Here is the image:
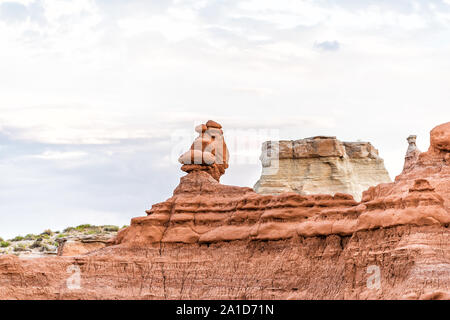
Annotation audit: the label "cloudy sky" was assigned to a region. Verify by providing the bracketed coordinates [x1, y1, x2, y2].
[1, 0, 449, 239]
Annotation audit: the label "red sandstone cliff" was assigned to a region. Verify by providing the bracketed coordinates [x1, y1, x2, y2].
[0, 121, 449, 300]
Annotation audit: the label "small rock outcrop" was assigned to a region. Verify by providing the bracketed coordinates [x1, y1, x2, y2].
[57, 235, 114, 256]
[253, 136, 391, 201]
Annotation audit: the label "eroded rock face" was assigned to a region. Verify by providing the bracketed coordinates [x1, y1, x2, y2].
[253, 136, 391, 201]
[0, 122, 449, 300]
[430, 122, 450, 152]
[57, 235, 115, 257]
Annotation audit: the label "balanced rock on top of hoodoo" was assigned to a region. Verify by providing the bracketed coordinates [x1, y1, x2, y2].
[178, 120, 230, 181]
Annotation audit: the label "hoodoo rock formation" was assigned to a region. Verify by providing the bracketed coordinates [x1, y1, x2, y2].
[402, 135, 421, 172]
[253, 136, 391, 201]
[0, 121, 449, 300]
[178, 120, 229, 182]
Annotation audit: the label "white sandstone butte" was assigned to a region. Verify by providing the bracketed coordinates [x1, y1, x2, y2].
[253, 136, 392, 201]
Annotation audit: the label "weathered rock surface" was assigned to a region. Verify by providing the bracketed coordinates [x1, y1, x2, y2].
[402, 135, 421, 172]
[57, 235, 115, 257]
[0, 122, 449, 300]
[254, 136, 391, 201]
[178, 120, 229, 181]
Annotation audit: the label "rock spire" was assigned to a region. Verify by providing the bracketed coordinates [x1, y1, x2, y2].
[178, 120, 229, 181]
[402, 135, 421, 172]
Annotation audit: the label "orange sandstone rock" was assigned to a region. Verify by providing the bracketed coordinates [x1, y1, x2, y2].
[178, 120, 229, 181]
[0, 121, 449, 300]
[430, 122, 450, 152]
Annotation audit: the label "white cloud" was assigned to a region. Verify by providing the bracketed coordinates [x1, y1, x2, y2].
[314, 40, 340, 51]
[0, 105, 164, 144]
[32, 150, 87, 160]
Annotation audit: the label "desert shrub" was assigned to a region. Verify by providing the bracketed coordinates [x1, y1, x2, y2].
[57, 233, 67, 238]
[30, 240, 42, 249]
[40, 234, 50, 239]
[40, 244, 51, 252]
[24, 234, 38, 240]
[63, 227, 75, 233]
[121, 225, 129, 229]
[76, 224, 94, 231]
[103, 225, 119, 232]
[13, 244, 27, 252]
[10, 236, 24, 242]
[1, 241, 10, 248]
[41, 229, 53, 236]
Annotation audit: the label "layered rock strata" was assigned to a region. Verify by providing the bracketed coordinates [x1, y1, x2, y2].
[0, 122, 449, 300]
[254, 136, 391, 201]
[57, 234, 115, 257]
